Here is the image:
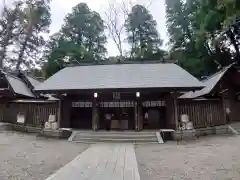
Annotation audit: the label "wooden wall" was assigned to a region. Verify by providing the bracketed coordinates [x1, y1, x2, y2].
[2, 102, 58, 127]
[177, 100, 225, 129]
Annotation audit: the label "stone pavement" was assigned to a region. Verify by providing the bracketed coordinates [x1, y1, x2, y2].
[45, 144, 140, 180]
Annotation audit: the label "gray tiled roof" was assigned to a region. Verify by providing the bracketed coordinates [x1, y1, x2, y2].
[26, 76, 41, 88]
[6, 74, 35, 97]
[180, 64, 233, 99]
[35, 63, 204, 91]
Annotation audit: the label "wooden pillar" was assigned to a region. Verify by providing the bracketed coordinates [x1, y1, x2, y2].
[57, 99, 62, 129]
[138, 100, 143, 131]
[135, 99, 143, 131]
[222, 93, 229, 124]
[92, 99, 99, 131]
[134, 101, 138, 131]
[166, 93, 175, 129]
[60, 98, 71, 128]
[174, 98, 179, 130]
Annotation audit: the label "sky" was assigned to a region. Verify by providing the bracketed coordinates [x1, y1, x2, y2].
[2, 0, 168, 56]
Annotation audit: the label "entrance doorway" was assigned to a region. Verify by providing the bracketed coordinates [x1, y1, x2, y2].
[99, 107, 135, 130]
[70, 107, 92, 129]
[143, 107, 166, 129]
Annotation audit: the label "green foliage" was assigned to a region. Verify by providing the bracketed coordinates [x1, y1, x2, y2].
[125, 4, 163, 61]
[218, 0, 240, 26]
[43, 3, 107, 78]
[165, 0, 235, 78]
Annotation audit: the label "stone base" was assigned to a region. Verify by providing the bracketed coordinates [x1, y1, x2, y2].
[1, 123, 72, 139]
[173, 125, 232, 141]
[39, 128, 72, 139]
[11, 124, 42, 133]
[0, 122, 13, 131]
[173, 129, 197, 141]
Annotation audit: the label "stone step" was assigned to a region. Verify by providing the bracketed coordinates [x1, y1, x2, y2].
[72, 140, 159, 144]
[71, 137, 158, 143]
[74, 131, 158, 136]
[70, 130, 161, 143]
[73, 134, 157, 139]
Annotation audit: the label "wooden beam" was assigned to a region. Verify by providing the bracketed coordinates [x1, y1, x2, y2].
[57, 99, 62, 129]
[135, 99, 143, 131]
[138, 100, 143, 131]
[92, 99, 99, 131]
[134, 101, 138, 131]
[174, 98, 178, 130]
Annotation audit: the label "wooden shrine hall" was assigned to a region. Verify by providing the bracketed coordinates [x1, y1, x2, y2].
[35, 63, 204, 131]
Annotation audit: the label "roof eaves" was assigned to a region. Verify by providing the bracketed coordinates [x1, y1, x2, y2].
[5, 74, 35, 98]
[179, 64, 233, 99]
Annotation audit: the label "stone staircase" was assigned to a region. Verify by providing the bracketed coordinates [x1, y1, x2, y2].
[68, 130, 163, 144]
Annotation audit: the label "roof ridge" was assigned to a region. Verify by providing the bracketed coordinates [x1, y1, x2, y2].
[201, 63, 234, 82]
[26, 75, 41, 81]
[65, 63, 176, 69]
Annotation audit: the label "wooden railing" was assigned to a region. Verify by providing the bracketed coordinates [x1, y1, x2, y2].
[177, 100, 225, 129]
[2, 102, 58, 127]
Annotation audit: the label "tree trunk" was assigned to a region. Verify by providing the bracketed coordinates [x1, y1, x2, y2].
[16, 25, 33, 70]
[130, 31, 135, 60]
[16, 35, 29, 70]
[117, 35, 123, 61]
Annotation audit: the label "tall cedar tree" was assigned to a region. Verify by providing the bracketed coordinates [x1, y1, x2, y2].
[125, 4, 163, 61]
[43, 3, 107, 78]
[61, 3, 106, 62]
[15, 0, 51, 70]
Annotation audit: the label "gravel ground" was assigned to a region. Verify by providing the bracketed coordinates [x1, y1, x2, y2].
[135, 135, 240, 180]
[0, 131, 89, 180]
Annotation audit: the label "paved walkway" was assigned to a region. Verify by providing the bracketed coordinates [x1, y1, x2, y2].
[46, 144, 140, 180]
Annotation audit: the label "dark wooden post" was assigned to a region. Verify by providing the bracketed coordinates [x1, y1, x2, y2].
[134, 101, 138, 131]
[138, 100, 143, 131]
[58, 95, 72, 128]
[135, 92, 142, 132]
[222, 92, 229, 124]
[174, 98, 178, 130]
[57, 94, 67, 129]
[92, 98, 99, 131]
[57, 99, 62, 129]
[165, 93, 176, 129]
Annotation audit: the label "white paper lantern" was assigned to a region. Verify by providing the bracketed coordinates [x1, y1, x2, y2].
[94, 92, 98, 98]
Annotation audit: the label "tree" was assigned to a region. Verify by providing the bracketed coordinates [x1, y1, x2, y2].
[15, 0, 51, 70]
[218, 0, 240, 26]
[60, 3, 106, 62]
[103, 1, 130, 60]
[43, 3, 107, 78]
[165, 0, 206, 77]
[42, 33, 69, 78]
[103, 0, 153, 61]
[165, 0, 232, 78]
[217, 0, 240, 62]
[0, 1, 22, 68]
[125, 4, 163, 61]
